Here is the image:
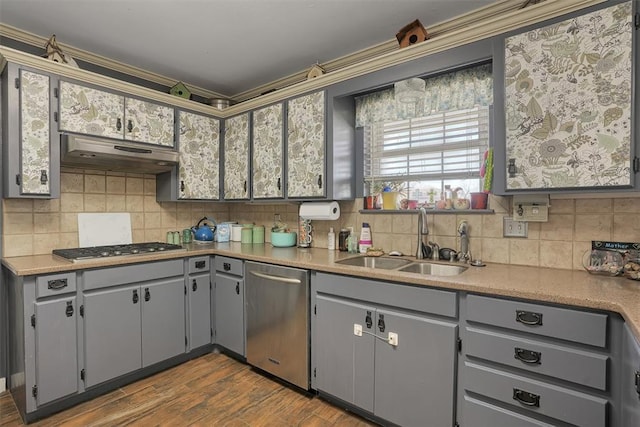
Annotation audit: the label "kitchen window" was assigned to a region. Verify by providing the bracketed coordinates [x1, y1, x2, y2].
[356, 63, 493, 204]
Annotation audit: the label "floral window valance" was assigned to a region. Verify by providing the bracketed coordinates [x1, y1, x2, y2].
[355, 63, 493, 127]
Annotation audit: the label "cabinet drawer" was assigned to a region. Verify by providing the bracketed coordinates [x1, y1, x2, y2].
[466, 294, 607, 347]
[36, 272, 76, 298]
[466, 327, 608, 390]
[83, 259, 184, 290]
[464, 362, 608, 427]
[463, 395, 555, 427]
[215, 256, 243, 277]
[188, 256, 210, 274]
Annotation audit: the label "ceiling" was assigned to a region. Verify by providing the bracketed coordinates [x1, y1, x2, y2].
[0, 0, 497, 98]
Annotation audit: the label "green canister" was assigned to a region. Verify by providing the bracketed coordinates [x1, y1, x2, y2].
[241, 227, 253, 244]
[252, 225, 265, 244]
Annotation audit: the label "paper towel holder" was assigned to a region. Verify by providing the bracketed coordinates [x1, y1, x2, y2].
[298, 201, 340, 220]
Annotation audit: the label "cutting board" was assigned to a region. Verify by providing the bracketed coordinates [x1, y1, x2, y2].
[78, 213, 132, 247]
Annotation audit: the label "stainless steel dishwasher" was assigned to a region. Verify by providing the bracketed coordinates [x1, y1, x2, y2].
[245, 261, 310, 390]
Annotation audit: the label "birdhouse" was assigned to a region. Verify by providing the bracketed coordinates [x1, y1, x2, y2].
[306, 64, 326, 80]
[43, 35, 79, 67]
[170, 82, 191, 99]
[395, 19, 429, 49]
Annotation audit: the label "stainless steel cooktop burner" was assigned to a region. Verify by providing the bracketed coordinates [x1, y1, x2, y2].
[52, 242, 185, 262]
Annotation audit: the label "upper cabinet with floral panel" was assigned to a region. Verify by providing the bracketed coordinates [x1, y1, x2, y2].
[252, 103, 284, 199]
[59, 81, 174, 147]
[223, 112, 250, 200]
[497, 0, 637, 192]
[286, 91, 326, 198]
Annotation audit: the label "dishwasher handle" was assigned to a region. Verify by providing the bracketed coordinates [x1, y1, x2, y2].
[248, 270, 302, 284]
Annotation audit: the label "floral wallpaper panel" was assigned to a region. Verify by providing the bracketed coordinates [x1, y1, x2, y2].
[505, 1, 633, 189]
[20, 70, 50, 194]
[125, 98, 175, 147]
[252, 103, 284, 198]
[223, 113, 250, 199]
[287, 91, 325, 198]
[59, 81, 124, 139]
[178, 111, 220, 200]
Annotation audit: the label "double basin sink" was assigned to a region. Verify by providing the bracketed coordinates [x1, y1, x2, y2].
[335, 255, 468, 276]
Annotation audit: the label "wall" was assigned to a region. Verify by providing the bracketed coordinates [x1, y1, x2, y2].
[1, 168, 229, 257]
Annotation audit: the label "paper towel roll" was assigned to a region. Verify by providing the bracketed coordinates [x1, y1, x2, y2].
[299, 201, 340, 220]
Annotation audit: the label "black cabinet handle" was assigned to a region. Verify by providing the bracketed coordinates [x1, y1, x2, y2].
[514, 347, 542, 365]
[195, 260, 206, 269]
[243, 180, 247, 193]
[144, 288, 150, 302]
[277, 177, 281, 190]
[65, 301, 74, 317]
[235, 282, 240, 295]
[48, 278, 68, 290]
[513, 388, 540, 407]
[40, 170, 48, 185]
[223, 262, 231, 271]
[133, 289, 139, 304]
[317, 174, 322, 189]
[634, 371, 640, 396]
[116, 117, 122, 131]
[365, 311, 373, 329]
[378, 314, 386, 332]
[180, 180, 185, 192]
[508, 158, 517, 178]
[516, 310, 543, 326]
[192, 279, 198, 292]
[127, 119, 133, 132]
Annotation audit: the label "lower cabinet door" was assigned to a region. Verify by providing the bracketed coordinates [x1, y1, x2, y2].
[34, 296, 78, 405]
[374, 308, 457, 427]
[214, 274, 245, 356]
[188, 273, 211, 350]
[141, 278, 186, 367]
[622, 323, 640, 426]
[315, 295, 375, 413]
[84, 286, 142, 388]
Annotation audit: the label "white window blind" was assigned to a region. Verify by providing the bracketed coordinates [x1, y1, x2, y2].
[364, 106, 490, 199]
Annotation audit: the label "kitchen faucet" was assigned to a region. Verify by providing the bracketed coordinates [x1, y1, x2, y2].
[416, 207, 429, 259]
[457, 220, 471, 263]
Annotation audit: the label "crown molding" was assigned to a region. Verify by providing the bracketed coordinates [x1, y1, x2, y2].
[1, 0, 605, 119]
[0, 23, 228, 101]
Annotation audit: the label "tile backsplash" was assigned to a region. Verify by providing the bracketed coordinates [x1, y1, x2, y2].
[3, 172, 640, 271]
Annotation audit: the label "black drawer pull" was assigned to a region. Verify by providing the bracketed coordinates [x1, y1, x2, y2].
[65, 301, 74, 317]
[116, 117, 122, 131]
[235, 282, 240, 295]
[192, 279, 198, 292]
[144, 288, 150, 302]
[516, 310, 543, 326]
[634, 371, 640, 396]
[48, 278, 68, 290]
[127, 119, 133, 132]
[365, 311, 373, 329]
[378, 314, 385, 332]
[195, 260, 206, 269]
[514, 347, 542, 365]
[223, 262, 231, 271]
[513, 388, 540, 407]
[133, 289, 139, 304]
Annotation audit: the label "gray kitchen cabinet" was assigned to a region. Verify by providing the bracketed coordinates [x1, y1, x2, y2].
[141, 278, 186, 367]
[312, 272, 458, 427]
[286, 91, 325, 198]
[83, 285, 142, 388]
[214, 256, 245, 356]
[187, 256, 212, 350]
[33, 295, 78, 406]
[494, 0, 638, 193]
[622, 323, 640, 426]
[175, 110, 220, 200]
[459, 293, 614, 427]
[59, 80, 175, 147]
[1, 63, 60, 198]
[251, 102, 284, 199]
[223, 112, 250, 200]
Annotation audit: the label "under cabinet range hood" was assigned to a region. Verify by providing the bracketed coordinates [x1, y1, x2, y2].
[61, 134, 178, 174]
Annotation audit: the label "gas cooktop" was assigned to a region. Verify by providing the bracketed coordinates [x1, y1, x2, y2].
[52, 242, 186, 262]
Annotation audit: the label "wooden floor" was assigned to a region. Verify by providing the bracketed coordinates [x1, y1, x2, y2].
[0, 352, 378, 427]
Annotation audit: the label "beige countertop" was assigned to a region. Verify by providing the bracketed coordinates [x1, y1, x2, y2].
[3, 242, 640, 340]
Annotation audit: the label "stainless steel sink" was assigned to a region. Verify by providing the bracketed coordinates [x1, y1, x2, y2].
[398, 262, 468, 276]
[335, 256, 412, 269]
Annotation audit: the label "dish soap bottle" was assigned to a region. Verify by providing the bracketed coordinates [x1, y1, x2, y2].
[347, 227, 358, 253]
[359, 222, 372, 254]
[327, 227, 335, 250]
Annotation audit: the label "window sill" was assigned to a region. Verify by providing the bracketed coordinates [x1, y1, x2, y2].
[358, 209, 494, 214]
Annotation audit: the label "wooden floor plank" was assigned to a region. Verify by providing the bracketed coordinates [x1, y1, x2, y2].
[0, 353, 378, 426]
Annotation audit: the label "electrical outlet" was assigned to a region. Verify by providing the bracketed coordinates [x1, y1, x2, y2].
[354, 323, 363, 337]
[388, 332, 398, 346]
[503, 216, 528, 238]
